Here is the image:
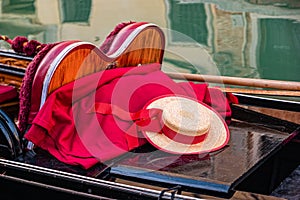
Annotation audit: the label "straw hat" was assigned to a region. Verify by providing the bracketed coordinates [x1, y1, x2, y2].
[142, 95, 230, 154]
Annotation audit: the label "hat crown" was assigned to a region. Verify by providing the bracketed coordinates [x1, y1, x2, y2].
[162, 98, 211, 136]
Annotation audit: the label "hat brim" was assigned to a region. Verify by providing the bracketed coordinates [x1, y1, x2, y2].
[142, 95, 230, 155]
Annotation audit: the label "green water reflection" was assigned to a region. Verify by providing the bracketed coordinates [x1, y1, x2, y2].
[0, 0, 299, 83]
[259, 18, 300, 81]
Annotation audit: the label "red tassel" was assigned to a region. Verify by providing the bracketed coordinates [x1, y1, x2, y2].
[23, 40, 42, 57]
[0, 35, 46, 57]
[11, 36, 28, 53]
[18, 42, 59, 134]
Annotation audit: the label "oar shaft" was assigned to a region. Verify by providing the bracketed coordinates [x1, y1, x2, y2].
[220, 88, 300, 97]
[166, 72, 300, 91]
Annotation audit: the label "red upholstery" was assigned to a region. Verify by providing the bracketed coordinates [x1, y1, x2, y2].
[0, 85, 18, 104]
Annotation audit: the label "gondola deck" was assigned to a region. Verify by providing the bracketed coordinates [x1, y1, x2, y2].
[1, 100, 299, 199]
[0, 22, 300, 199]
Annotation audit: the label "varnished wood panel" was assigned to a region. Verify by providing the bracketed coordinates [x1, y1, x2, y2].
[0, 56, 30, 69]
[237, 105, 300, 125]
[114, 27, 165, 67]
[48, 26, 165, 96]
[48, 47, 111, 94]
[0, 55, 30, 90]
[0, 73, 23, 89]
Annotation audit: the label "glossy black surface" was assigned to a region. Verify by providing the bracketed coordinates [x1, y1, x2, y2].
[110, 120, 295, 194]
[0, 96, 299, 198]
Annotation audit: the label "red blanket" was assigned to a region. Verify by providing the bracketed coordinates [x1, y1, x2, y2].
[25, 63, 237, 169]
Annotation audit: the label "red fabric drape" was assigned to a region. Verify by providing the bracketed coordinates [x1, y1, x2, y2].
[25, 63, 237, 169]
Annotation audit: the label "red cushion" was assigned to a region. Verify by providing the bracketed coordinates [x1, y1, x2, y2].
[0, 85, 18, 103]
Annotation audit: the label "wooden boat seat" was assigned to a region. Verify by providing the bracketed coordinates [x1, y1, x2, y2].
[21, 22, 165, 131]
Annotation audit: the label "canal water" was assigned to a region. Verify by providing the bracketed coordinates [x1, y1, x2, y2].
[0, 0, 300, 199]
[0, 0, 299, 83]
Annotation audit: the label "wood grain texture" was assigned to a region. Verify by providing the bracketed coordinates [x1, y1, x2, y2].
[237, 104, 300, 125]
[0, 73, 23, 89]
[0, 56, 29, 90]
[113, 27, 165, 67]
[0, 56, 30, 69]
[167, 72, 300, 91]
[48, 26, 164, 95]
[220, 88, 300, 97]
[47, 46, 110, 94]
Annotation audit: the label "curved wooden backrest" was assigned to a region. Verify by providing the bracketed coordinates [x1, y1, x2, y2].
[107, 22, 165, 67]
[27, 22, 165, 123]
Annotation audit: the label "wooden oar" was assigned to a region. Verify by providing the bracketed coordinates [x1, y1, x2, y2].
[220, 88, 300, 97]
[166, 72, 300, 91]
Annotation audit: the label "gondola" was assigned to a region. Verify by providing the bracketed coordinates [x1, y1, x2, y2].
[0, 21, 300, 200]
